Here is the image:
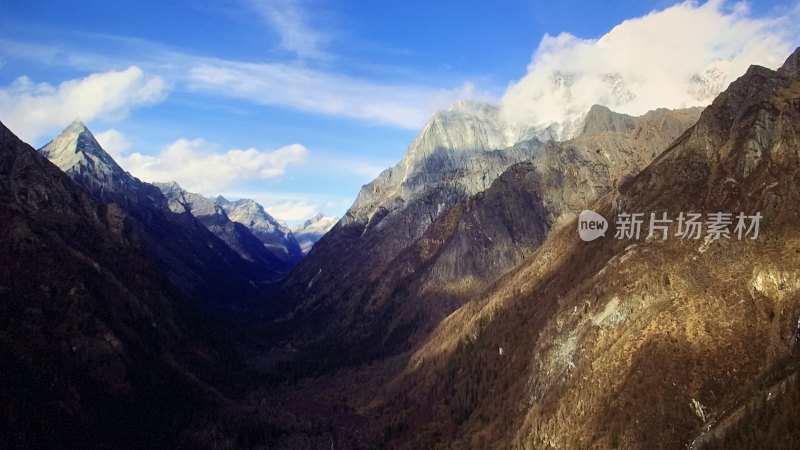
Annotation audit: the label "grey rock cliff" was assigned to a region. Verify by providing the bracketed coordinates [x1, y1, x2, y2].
[156, 181, 300, 277]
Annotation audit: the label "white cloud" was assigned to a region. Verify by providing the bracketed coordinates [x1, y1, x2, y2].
[501, 0, 797, 127]
[247, 0, 330, 59]
[117, 138, 308, 193]
[262, 201, 319, 222]
[188, 60, 485, 129]
[0, 37, 488, 130]
[94, 128, 132, 158]
[0, 66, 167, 144]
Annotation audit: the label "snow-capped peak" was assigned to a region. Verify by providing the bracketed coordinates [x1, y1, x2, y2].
[296, 213, 338, 234]
[396, 99, 588, 186]
[342, 97, 586, 227]
[216, 197, 303, 260]
[292, 213, 338, 254]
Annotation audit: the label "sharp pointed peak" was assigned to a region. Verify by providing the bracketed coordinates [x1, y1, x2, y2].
[60, 119, 96, 138]
[52, 119, 100, 146]
[39, 119, 124, 176]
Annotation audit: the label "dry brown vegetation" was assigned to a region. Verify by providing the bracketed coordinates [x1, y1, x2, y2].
[338, 55, 800, 449]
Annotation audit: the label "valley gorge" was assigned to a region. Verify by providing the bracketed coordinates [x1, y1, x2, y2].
[2, 41, 800, 450]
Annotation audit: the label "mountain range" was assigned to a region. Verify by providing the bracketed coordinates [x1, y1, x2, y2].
[155, 181, 303, 277]
[37, 122, 333, 288]
[376, 46, 800, 450]
[1, 46, 799, 449]
[250, 47, 800, 448]
[273, 101, 703, 370]
[38, 121, 273, 302]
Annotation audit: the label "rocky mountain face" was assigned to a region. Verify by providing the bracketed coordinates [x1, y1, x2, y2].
[38, 122, 271, 303]
[343, 100, 552, 232]
[368, 47, 800, 449]
[291, 101, 618, 318]
[291, 213, 338, 254]
[156, 182, 299, 278]
[217, 196, 304, 266]
[272, 102, 703, 374]
[0, 121, 249, 448]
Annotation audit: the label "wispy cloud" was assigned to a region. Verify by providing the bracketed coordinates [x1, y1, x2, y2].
[93, 126, 324, 222]
[116, 137, 308, 193]
[501, 0, 797, 127]
[188, 60, 485, 128]
[0, 66, 167, 144]
[247, 0, 331, 60]
[0, 36, 486, 130]
[0, 37, 136, 72]
[262, 201, 320, 222]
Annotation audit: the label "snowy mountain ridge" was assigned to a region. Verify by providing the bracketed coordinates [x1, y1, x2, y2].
[38, 120, 287, 298]
[156, 181, 303, 273]
[397, 99, 584, 185]
[342, 98, 577, 230]
[216, 196, 304, 262]
[292, 213, 338, 254]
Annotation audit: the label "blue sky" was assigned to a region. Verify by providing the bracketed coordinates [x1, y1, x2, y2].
[0, 0, 798, 223]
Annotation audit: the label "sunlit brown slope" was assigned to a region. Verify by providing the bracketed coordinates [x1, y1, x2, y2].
[383, 47, 800, 449]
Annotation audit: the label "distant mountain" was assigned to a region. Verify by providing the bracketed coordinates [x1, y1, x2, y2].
[155, 182, 298, 278]
[291, 213, 338, 254]
[216, 196, 304, 265]
[38, 121, 272, 303]
[0, 120, 246, 448]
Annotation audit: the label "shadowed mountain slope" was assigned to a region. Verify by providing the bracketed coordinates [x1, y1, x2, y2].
[156, 181, 298, 279]
[0, 121, 251, 448]
[39, 122, 272, 304]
